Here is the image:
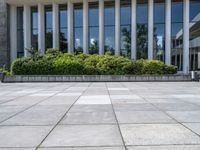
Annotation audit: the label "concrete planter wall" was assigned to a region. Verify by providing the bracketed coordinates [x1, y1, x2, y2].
[2, 75, 191, 83]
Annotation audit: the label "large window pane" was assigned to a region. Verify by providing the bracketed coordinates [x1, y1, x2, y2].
[31, 7, 38, 50]
[45, 6, 53, 50]
[120, 0, 131, 58]
[171, 0, 183, 71]
[89, 2, 99, 54]
[59, 5, 68, 52]
[17, 7, 24, 58]
[153, 0, 165, 61]
[136, 0, 148, 59]
[104, 1, 115, 54]
[190, 0, 200, 70]
[74, 4, 83, 53]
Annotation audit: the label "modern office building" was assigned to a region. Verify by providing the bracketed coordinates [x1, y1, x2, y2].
[0, 0, 199, 74]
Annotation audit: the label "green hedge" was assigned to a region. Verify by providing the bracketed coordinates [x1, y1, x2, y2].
[11, 49, 177, 75]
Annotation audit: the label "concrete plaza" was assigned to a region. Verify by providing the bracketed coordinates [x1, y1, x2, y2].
[0, 82, 200, 150]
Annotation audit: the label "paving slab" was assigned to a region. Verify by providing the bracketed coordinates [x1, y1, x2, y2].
[69, 105, 113, 113]
[113, 104, 158, 111]
[1, 105, 70, 125]
[38, 147, 125, 150]
[60, 111, 116, 124]
[0, 105, 28, 122]
[116, 111, 176, 124]
[41, 125, 123, 147]
[0, 126, 52, 147]
[167, 111, 200, 123]
[183, 123, 200, 135]
[75, 96, 111, 105]
[120, 124, 200, 146]
[127, 145, 200, 150]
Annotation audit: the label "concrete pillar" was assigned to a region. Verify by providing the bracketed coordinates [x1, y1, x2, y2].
[131, 0, 137, 60]
[23, 4, 31, 57]
[10, 5, 17, 62]
[53, 2, 59, 49]
[165, 0, 171, 65]
[99, 0, 104, 55]
[115, 0, 120, 56]
[68, 0, 74, 53]
[183, 0, 190, 74]
[38, 3, 45, 54]
[83, 0, 89, 54]
[148, 0, 154, 60]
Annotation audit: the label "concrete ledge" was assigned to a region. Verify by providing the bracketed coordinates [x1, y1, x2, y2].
[2, 75, 192, 82]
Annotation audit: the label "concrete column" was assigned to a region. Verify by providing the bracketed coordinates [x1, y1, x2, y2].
[23, 4, 31, 57]
[83, 0, 89, 54]
[148, 0, 154, 60]
[99, 0, 104, 55]
[38, 3, 45, 54]
[10, 5, 17, 62]
[68, 0, 74, 53]
[165, 0, 171, 65]
[131, 0, 137, 60]
[115, 0, 120, 56]
[53, 2, 59, 49]
[183, 0, 190, 74]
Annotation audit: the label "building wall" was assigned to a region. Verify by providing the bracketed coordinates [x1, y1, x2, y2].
[0, 0, 9, 67]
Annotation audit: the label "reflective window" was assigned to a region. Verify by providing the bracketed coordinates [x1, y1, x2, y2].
[171, 0, 183, 71]
[190, 0, 200, 70]
[136, 0, 148, 59]
[153, 0, 165, 61]
[74, 3, 83, 53]
[45, 6, 53, 50]
[59, 5, 68, 52]
[89, 2, 99, 54]
[31, 7, 38, 50]
[17, 7, 24, 58]
[104, 1, 115, 54]
[120, 0, 131, 58]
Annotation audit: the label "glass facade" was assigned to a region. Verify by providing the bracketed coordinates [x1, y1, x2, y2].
[89, 2, 99, 54]
[104, 1, 115, 54]
[120, 0, 131, 58]
[136, 0, 148, 59]
[59, 5, 68, 52]
[189, 0, 200, 70]
[17, 7, 24, 58]
[31, 7, 38, 50]
[153, 0, 165, 62]
[11, 0, 200, 73]
[45, 6, 53, 50]
[171, 0, 183, 71]
[74, 3, 83, 53]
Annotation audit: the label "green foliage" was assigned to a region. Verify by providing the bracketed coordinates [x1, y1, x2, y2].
[26, 47, 40, 61]
[11, 52, 178, 75]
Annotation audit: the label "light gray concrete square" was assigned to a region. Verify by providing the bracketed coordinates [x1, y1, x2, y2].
[0, 105, 28, 123]
[0, 126, 52, 147]
[127, 145, 200, 150]
[41, 125, 123, 147]
[167, 111, 200, 123]
[120, 124, 200, 146]
[1, 105, 70, 125]
[75, 95, 111, 105]
[113, 104, 158, 112]
[38, 96, 78, 105]
[69, 105, 113, 113]
[38, 147, 125, 150]
[153, 103, 200, 111]
[60, 111, 116, 124]
[116, 111, 175, 123]
[183, 123, 200, 135]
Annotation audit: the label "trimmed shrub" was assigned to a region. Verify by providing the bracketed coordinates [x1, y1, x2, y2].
[11, 52, 178, 75]
[53, 58, 84, 75]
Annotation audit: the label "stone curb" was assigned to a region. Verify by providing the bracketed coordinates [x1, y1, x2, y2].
[2, 75, 192, 82]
